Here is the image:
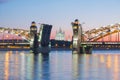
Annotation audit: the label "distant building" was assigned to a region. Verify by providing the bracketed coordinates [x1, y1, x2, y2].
[55, 28, 65, 40]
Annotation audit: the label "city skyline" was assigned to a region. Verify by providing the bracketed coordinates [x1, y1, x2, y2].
[1, 0, 120, 39]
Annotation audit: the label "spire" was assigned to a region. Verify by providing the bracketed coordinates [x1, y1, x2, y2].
[59, 27, 62, 33]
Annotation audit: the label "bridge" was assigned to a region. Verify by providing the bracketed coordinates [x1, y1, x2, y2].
[72, 19, 120, 54]
[0, 20, 120, 54]
[0, 21, 52, 53]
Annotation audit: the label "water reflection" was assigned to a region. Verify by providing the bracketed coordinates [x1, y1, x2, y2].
[1, 50, 120, 80]
[1, 51, 50, 80]
[72, 53, 92, 80]
[33, 53, 50, 80]
[4, 51, 10, 80]
[72, 52, 120, 80]
[49, 51, 72, 80]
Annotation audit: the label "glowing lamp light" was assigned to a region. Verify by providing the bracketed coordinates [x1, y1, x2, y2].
[73, 26, 77, 29]
[75, 21, 79, 24]
[55, 44, 58, 47]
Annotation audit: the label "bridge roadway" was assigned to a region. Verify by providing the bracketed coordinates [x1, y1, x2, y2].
[0, 42, 30, 50]
[81, 41, 120, 50]
[81, 42, 120, 45]
[0, 41, 120, 47]
[0, 42, 29, 46]
[0, 41, 120, 51]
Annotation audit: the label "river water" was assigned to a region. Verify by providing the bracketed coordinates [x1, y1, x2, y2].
[0, 50, 120, 80]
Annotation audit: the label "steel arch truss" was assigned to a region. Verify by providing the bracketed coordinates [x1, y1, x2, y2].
[84, 23, 120, 41]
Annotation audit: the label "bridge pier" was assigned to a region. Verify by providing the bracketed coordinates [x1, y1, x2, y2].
[72, 19, 92, 54]
[79, 45, 93, 54]
[72, 44, 93, 54]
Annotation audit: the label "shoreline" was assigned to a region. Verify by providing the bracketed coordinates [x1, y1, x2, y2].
[0, 48, 120, 51]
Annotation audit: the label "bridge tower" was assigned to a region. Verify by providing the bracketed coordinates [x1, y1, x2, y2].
[72, 19, 83, 52]
[30, 21, 37, 48]
[72, 19, 92, 54]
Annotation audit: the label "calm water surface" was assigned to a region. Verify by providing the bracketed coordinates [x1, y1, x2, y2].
[0, 50, 120, 80]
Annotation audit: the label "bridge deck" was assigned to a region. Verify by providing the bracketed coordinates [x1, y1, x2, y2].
[81, 42, 120, 45]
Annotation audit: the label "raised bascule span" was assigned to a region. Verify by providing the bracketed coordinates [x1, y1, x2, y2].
[29, 22, 52, 54]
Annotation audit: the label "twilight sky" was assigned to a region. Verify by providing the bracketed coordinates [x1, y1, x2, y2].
[0, 0, 120, 39]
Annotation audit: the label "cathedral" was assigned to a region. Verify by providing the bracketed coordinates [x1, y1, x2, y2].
[55, 28, 65, 41]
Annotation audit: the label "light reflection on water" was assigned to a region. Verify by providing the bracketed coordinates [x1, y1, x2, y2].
[0, 50, 120, 80]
